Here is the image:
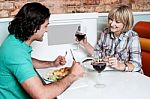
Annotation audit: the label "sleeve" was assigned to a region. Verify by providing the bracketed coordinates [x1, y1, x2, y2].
[94, 29, 106, 58]
[15, 60, 37, 83]
[6, 52, 37, 84]
[129, 35, 142, 71]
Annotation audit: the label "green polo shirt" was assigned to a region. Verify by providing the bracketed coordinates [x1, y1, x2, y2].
[0, 34, 37, 99]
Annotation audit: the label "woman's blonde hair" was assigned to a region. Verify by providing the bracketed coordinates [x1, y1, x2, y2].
[108, 5, 134, 32]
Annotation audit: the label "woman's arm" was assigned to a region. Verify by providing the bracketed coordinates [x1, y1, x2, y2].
[108, 33, 141, 72]
[109, 35, 142, 72]
[109, 57, 134, 71]
[79, 37, 94, 56]
[128, 35, 142, 72]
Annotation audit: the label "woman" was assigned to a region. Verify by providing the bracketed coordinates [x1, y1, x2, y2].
[79, 5, 142, 72]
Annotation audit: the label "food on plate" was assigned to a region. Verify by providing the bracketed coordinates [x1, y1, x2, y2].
[92, 58, 103, 63]
[46, 67, 70, 81]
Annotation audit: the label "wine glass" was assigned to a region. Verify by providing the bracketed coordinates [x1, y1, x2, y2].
[91, 49, 106, 88]
[74, 26, 86, 50]
[92, 62, 106, 88]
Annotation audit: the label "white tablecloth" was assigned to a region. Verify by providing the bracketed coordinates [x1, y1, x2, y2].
[37, 68, 150, 99]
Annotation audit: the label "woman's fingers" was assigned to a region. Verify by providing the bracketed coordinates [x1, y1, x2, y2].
[108, 57, 118, 67]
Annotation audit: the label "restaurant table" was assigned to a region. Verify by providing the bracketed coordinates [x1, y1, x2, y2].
[37, 68, 150, 99]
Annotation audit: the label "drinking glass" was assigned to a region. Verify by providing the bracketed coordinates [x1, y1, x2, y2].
[92, 49, 106, 88]
[92, 62, 106, 88]
[74, 26, 86, 50]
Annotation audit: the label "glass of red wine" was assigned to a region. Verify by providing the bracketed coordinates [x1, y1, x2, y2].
[74, 26, 86, 50]
[92, 62, 106, 88]
[91, 49, 106, 88]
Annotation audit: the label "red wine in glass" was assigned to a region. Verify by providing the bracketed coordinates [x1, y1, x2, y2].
[74, 25, 86, 50]
[92, 63, 106, 73]
[92, 62, 106, 88]
[75, 33, 86, 41]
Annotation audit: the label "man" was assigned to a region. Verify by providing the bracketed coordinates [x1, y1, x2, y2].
[0, 2, 84, 99]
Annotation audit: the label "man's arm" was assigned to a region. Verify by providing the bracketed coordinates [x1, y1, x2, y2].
[22, 61, 84, 99]
[32, 58, 55, 69]
[32, 56, 66, 69]
[21, 74, 77, 99]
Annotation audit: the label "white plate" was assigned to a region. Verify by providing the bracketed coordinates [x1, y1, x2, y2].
[82, 58, 95, 71]
[42, 67, 70, 84]
[42, 74, 56, 84]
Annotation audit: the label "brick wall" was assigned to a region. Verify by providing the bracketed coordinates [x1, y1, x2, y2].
[0, 0, 150, 17]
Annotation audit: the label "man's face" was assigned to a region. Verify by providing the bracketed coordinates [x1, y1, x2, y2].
[34, 19, 49, 41]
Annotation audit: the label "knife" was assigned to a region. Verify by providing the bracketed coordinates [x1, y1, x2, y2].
[70, 49, 76, 61]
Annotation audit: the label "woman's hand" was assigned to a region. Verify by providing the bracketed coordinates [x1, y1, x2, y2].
[78, 37, 88, 47]
[108, 57, 125, 71]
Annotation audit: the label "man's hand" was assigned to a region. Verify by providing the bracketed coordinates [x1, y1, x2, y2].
[53, 56, 66, 67]
[69, 61, 84, 80]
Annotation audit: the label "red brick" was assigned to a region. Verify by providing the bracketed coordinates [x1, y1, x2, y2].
[0, 0, 150, 17]
[95, 5, 105, 12]
[10, 8, 19, 16]
[3, 2, 14, 10]
[0, 10, 9, 17]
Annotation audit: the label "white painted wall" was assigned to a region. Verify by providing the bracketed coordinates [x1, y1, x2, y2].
[0, 18, 12, 46]
[31, 13, 98, 65]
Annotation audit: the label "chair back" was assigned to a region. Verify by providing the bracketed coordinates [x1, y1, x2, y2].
[133, 21, 150, 77]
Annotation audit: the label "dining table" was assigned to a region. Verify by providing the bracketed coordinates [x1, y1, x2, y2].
[37, 66, 150, 99]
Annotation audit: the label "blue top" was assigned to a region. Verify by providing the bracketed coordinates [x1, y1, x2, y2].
[0, 34, 37, 99]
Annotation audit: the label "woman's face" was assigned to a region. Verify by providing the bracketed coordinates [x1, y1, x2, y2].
[108, 18, 124, 36]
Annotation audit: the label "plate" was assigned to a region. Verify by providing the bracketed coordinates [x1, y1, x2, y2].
[82, 58, 95, 71]
[43, 67, 70, 83]
[81, 57, 114, 71]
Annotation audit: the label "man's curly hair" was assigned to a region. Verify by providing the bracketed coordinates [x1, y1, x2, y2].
[8, 2, 50, 41]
